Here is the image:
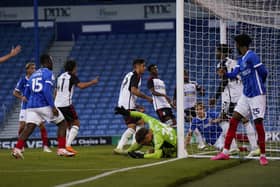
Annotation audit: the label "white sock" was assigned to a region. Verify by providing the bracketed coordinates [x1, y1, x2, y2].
[132, 126, 142, 144]
[116, 128, 135, 150]
[214, 134, 224, 150]
[244, 121, 258, 150]
[66, 126, 79, 147]
[230, 138, 238, 149]
[223, 148, 229, 155]
[66, 128, 70, 142]
[194, 129, 205, 147]
[220, 121, 229, 137]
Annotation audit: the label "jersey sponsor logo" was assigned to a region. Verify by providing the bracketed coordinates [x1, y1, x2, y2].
[241, 68, 251, 76]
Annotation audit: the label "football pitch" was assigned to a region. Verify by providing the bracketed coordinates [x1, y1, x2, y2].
[0, 145, 279, 187]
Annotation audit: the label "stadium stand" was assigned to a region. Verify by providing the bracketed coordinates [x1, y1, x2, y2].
[0, 24, 54, 128]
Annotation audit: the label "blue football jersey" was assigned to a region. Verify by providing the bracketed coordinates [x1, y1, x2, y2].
[191, 111, 222, 145]
[25, 68, 55, 108]
[227, 50, 267, 97]
[14, 76, 28, 109]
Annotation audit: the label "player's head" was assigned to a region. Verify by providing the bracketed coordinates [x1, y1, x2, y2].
[25, 62, 36, 76]
[184, 69, 189, 82]
[40, 54, 53, 70]
[216, 44, 232, 60]
[195, 102, 205, 118]
[147, 64, 158, 76]
[133, 59, 146, 74]
[136, 128, 153, 145]
[234, 34, 252, 55]
[64, 60, 77, 74]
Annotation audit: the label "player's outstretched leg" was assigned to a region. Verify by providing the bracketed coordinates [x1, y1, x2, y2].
[39, 123, 52, 152]
[66, 121, 80, 154]
[254, 118, 268, 165]
[243, 120, 260, 157]
[56, 120, 75, 157]
[114, 128, 135, 154]
[12, 123, 37, 159]
[211, 113, 242, 160]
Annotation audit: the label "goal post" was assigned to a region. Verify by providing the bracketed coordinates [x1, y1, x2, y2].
[178, 0, 280, 159]
[176, 0, 188, 158]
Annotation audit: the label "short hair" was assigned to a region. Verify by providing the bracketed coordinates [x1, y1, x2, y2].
[147, 64, 157, 72]
[234, 34, 252, 47]
[25, 62, 35, 70]
[64, 60, 77, 72]
[133, 59, 145, 67]
[184, 69, 188, 76]
[195, 102, 204, 109]
[217, 44, 232, 55]
[40, 54, 51, 65]
[135, 128, 149, 144]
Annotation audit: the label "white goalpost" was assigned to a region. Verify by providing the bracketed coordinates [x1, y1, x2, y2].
[177, 0, 280, 159]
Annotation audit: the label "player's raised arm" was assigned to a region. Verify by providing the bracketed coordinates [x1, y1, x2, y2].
[0, 45, 21, 64]
[77, 76, 99, 89]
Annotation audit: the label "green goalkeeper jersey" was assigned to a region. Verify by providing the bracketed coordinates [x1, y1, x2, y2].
[129, 111, 177, 159]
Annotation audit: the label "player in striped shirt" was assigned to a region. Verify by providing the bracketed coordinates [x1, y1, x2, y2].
[55, 60, 99, 154]
[13, 62, 51, 152]
[173, 70, 204, 122]
[147, 64, 176, 127]
[114, 59, 153, 154]
[211, 34, 268, 165]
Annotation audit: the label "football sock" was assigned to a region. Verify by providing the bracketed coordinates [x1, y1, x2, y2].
[195, 129, 205, 147]
[58, 137, 66, 149]
[132, 126, 142, 144]
[244, 121, 258, 150]
[255, 122, 266, 154]
[40, 126, 49, 146]
[224, 118, 239, 150]
[15, 139, 25, 149]
[66, 125, 79, 147]
[117, 128, 135, 150]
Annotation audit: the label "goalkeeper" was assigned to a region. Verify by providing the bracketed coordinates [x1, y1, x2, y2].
[115, 106, 177, 159]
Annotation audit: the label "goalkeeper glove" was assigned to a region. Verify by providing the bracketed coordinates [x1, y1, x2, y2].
[128, 151, 144, 159]
[114, 106, 130, 116]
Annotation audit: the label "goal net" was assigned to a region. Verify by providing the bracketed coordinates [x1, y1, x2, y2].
[180, 0, 280, 159]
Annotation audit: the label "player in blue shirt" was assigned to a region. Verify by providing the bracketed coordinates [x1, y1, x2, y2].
[12, 54, 74, 159]
[186, 102, 223, 149]
[13, 62, 51, 152]
[212, 34, 268, 165]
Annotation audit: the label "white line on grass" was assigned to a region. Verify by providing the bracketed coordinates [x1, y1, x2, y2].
[0, 168, 118, 173]
[54, 158, 181, 187]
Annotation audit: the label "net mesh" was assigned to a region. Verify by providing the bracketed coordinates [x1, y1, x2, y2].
[184, 0, 280, 159]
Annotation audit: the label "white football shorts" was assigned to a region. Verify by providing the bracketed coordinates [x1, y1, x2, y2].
[234, 94, 266, 120]
[19, 109, 26, 122]
[26, 106, 64, 126]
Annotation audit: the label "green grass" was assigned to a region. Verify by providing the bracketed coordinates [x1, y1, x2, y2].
[180, 160, 280, 187]
[1, 145, 275, 187]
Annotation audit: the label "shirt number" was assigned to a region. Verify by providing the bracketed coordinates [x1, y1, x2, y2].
[32, 77, 43, 92]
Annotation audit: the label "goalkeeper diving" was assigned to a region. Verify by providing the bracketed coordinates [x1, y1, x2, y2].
[115, 106, 177, 159]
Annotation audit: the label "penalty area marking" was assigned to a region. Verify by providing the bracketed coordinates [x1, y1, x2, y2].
[54, 158, 181, 187]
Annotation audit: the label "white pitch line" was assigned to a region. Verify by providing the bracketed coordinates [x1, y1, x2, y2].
[54, 158, 181, 187]
[0, 168, 118, 173]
